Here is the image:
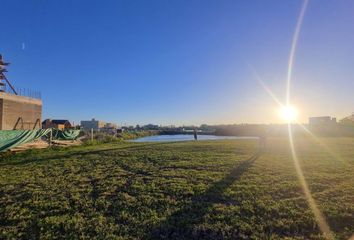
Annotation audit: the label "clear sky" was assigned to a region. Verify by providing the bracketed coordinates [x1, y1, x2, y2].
[1, 0, 353, 126]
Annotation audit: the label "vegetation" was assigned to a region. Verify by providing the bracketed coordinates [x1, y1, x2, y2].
[0, 137, 353, 239]
[117, 130, 157, 140]
[81, 130, 156, 144]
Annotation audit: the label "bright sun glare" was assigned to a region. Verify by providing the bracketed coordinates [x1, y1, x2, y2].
[279, 105, 298, 122]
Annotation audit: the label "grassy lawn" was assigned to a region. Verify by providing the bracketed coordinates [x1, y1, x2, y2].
[0, 137, 353, 239]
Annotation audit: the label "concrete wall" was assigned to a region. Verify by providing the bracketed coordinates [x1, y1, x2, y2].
[0, 92, 42, 130]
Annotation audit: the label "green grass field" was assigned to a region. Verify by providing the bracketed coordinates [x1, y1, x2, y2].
[0, 137, 353, 239]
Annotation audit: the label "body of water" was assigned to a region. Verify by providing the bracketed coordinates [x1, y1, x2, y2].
[130, 134, 258, 142]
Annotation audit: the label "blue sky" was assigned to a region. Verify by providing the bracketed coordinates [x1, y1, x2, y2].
[1, 0, 353, 125]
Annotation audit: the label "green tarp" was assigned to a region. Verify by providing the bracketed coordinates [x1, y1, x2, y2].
[0, 129, 81, 152]
[0, 129, 52, 152]
[52, 129, 81, 140]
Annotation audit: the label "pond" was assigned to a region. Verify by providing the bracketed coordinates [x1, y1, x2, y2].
[130, 134, 258, 142]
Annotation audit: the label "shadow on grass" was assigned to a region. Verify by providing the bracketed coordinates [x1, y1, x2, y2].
[0, 142, 175, 167]
[147, 151, 260, 240]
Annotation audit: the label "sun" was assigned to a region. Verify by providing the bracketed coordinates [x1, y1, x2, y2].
[279, 105, 298, 122]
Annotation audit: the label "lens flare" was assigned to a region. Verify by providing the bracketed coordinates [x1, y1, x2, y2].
[284, 0, 333, 237]
[279, 105, 298, 122]
[287, 125, 333, 239]
[250, 0, 334, 237]
[286, 0, 309, 105]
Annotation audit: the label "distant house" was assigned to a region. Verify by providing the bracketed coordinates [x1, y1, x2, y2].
[103, 122, 118, 129]
[309, 116, 336, 125]
[80, 118, 117, 130]
[80, 118, 105, 130]
[42, 119, 72, 130]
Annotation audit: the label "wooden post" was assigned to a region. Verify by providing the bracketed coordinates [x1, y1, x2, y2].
[49, 130, 52, 147]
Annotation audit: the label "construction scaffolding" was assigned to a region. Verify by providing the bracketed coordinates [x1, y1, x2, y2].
[0, 54, 43, 130]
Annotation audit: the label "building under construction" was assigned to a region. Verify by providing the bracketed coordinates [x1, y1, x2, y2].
[0, 55, 42, 130]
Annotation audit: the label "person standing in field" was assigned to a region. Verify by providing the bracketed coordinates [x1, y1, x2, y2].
[259, 128, 267, 151]
[194, 129, 198, 140]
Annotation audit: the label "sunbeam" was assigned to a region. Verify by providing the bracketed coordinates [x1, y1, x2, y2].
[287, 125, 333, 238]
[286, 0, 309, 105]
[250, 0, 335, 237]
[296, 121, 348, 166]
[286, 0, 333, 238]
[252, 65, 344, 167]
[252, 70, 333, 238]
[250, 68, 285, 108]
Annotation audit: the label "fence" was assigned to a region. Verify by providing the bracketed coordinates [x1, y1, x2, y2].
[0, 85, 42, 100]
[14, 86, 42, 100]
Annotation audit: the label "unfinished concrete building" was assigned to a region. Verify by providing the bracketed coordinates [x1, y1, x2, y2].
[0, 54, 42, 130]
[0, 92, 42, 130]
